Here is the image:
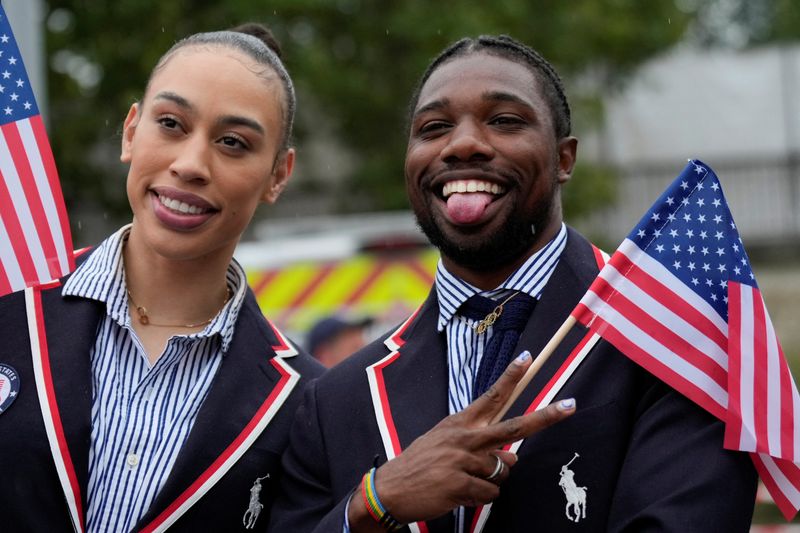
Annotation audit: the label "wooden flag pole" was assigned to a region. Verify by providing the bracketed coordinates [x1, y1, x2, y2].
[490, 314, 577, 424]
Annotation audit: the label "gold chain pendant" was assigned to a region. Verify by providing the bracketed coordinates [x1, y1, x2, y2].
[474, 305, 503, 334]
[472, 291, 521, 334]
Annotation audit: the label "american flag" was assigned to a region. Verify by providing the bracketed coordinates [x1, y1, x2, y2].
[0, 5, 73, 297]
[571, 160, 800, 519]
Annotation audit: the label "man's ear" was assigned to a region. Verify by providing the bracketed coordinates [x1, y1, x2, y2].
[556, 136, 578, 185]
[120, 102, 141, 164]
[262, 148, 295, 204]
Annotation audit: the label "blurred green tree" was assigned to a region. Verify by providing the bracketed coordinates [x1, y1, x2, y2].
[44, 0, 698, 243]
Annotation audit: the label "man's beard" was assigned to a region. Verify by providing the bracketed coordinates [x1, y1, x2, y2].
[414, 186, 556, 273]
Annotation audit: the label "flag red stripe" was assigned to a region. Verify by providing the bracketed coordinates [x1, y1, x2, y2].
[30, 116, 74, 271]
[751, 453, 800, 520]
[780, 342, 795, 462]
[586, 276, 727, 391]
[726, 283, 745, 451]
[0, 166, 38, 285]
[0, 257, 10, 295]
[608, 250, 728, 352]
[576, 304, 728, 420]
[2, 122, 60, 279]
[752, 288, 771, 453]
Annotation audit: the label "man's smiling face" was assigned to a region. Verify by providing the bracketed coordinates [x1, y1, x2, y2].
[405, 52, 575, 281]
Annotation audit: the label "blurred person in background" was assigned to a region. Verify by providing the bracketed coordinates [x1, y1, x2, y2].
[307, 315, 374, 367]
[0, 24, 322, 532]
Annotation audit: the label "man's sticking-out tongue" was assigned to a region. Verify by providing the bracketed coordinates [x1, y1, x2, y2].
[446, 192, 493, 224]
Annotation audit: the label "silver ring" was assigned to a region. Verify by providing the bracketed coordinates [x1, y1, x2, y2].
[485, 455, 504, 482]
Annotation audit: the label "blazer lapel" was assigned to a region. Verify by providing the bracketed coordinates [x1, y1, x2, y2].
[369, 291, 449, 454]
[136, 294, 301, 532]
[27, 282, 102, 533]
[503, 228, 603, 421]
[366, 291, 453, 533]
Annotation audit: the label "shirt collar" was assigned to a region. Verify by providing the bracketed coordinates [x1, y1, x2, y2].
[434, 223, 568, 331]
[63, 224, 248, 353]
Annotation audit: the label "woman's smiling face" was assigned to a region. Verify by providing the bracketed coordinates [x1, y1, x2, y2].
[121, 44, 293, 264]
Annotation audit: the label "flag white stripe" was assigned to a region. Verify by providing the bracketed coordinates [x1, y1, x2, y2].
[620, 239, 729, 335]
[17, 118, 69, 275]
[759, 292, 800, 462]
[0, 128, 50, 282]
[758, 453, 800, 510]
[738, 285, 758, 451]
[598, 260, 728, 370]
[763, 294, 784, 458]
[0, 215, 24, 289]
[581, 288, 729, 410]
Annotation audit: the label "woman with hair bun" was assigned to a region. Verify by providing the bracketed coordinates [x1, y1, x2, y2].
[0, 24, 322, 532]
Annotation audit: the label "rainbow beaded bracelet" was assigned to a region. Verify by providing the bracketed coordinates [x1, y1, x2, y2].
[361, 467, 402, 531]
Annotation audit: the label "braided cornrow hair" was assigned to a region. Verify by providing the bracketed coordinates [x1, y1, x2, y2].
[407, 35, 571, 140]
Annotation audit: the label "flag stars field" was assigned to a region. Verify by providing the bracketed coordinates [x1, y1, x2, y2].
[627, 161, 755, 320]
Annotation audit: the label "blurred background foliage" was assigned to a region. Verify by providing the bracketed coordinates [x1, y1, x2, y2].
[40, 0, 800, 243]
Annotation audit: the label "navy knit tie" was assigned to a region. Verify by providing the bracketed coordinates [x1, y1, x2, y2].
[459, 292, 537, 400]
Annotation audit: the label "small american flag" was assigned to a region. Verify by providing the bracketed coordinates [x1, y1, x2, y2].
[0, 5, 73, 296]
[572, 160, 800, 519]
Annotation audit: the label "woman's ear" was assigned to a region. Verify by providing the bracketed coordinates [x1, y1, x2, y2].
[120, 102, 141, 163]
[262, 148, 295, 204]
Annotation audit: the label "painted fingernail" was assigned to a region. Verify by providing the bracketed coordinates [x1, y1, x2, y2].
[558, 398, 576, 411]
[514, 350, 531, 364]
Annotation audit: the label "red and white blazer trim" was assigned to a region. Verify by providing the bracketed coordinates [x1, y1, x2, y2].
[26, 284, 301, 533]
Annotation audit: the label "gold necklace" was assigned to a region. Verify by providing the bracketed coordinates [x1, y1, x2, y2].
[127, 286, 232, 328]
[473, 291, 520, 334]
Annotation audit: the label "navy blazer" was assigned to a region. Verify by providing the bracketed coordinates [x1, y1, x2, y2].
[269, 227, 757, 532]
[0, 250, 323, 532]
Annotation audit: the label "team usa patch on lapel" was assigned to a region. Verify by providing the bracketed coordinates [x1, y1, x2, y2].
[0, 363, 20, 414]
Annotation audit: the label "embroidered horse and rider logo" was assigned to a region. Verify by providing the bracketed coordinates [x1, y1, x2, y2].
[559, 452, 587, 523]
[243, 474, 270, 529]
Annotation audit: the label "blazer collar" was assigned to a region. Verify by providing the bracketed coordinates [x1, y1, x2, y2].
[371, 290, 450, 454]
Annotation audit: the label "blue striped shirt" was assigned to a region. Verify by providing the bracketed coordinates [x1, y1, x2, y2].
[435, 223, 568, 415]
[62, 225, 247, 533]
[436, 224, 567, 533]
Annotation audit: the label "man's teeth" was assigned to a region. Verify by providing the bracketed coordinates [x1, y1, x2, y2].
[158, 194, 208, 215]
[442, 180, 504, 198]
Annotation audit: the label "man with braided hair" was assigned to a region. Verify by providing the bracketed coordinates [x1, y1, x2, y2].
[270, 35, 757, 532]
